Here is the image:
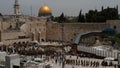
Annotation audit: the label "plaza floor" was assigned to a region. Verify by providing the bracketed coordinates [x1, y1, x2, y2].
[52, 62, 115, 68]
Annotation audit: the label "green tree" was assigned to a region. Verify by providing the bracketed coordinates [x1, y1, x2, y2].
[0, 13, 2, 16]
[78, 10, 85, 22]
[78, 10, 82, 22]
[59, 12, 65, 23]
[85, 6, 119, 22]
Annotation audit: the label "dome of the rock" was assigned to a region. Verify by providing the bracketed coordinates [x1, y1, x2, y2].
[38, 5, 52, 17]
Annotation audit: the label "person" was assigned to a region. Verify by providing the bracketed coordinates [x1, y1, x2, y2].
[101, 60, 105, 66]
[109, 61, 113, 66]
[55, 59, 57, 63]
[81, 60, 83, 66]
[76, 60, 77, 65]
[86, 61, 89, 66]
[78, 60, 80, 66]
[96, 61, 99, 67]
[90, 61, 93, 67]
[114, 65, 116, 68]
[72, 64, 74, 68]
[59, 60, 61, 65]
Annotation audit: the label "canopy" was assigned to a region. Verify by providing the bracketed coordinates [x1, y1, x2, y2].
[104, 57, 114, 61]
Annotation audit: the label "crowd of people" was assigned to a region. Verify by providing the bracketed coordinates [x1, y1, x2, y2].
[0, 41, 58, 55]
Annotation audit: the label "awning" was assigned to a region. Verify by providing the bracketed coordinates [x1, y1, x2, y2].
[104, 57, 114, 61]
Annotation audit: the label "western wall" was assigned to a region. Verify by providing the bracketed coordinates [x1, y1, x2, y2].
[46, 22, 109, 42]
[46, 20, 120, 42]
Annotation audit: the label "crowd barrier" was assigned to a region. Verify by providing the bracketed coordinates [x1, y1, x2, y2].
[77, 45, 118, 59]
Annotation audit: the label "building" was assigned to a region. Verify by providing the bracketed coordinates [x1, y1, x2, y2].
[5, 54, 20, 68]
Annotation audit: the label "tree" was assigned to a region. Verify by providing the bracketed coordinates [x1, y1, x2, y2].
[50, 16, 54, 21]
[81, 15, 85, 22]
[78, 10, 82, 22]
[59, 12, 65, 23]
[85, 6, 119, 22]
[101, 6, 119, 20]
[54, 6, 119, 23]
[0, 13, 2, 16]
[78, 10, 85, 22]
[101, 6, 104, 11]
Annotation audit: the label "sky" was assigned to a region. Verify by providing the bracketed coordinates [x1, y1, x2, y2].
[0, 0, 120, 16]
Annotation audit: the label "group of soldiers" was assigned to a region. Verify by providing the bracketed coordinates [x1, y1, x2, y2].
[65, 59, 100, 67]
[53, 55, 110, 67]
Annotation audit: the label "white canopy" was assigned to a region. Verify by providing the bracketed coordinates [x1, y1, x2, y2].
[104, 57, 114, 61]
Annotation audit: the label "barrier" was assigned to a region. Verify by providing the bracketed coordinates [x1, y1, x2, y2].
[77, 45, 118, 59]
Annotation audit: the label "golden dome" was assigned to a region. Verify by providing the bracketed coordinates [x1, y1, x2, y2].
[39, 5, 51, 14]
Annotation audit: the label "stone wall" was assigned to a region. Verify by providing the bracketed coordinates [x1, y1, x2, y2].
[106, 20, 120, 33]
[2, 38, 30, 45]
[46, 22, 109, 42]
[1, 31, 24, 41]
[1, 31, 30, 45]
[22, 20, 47, 41]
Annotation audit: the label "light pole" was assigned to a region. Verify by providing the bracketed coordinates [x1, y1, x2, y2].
[61, 22, 65, 68]
[1, 20, 3, 31]
[59, 13, 65, 68]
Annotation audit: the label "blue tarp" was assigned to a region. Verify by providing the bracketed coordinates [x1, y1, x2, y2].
[102, 28, 116, 35]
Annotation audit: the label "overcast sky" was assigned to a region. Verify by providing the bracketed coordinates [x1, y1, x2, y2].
[0, 0, 119, 16]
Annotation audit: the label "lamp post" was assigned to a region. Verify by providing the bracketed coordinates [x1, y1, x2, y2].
[38, 32, 41, 43]
[59, 13, 65, 68]
[61, 22, 65, 68]
[1, 20, 3, 31]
